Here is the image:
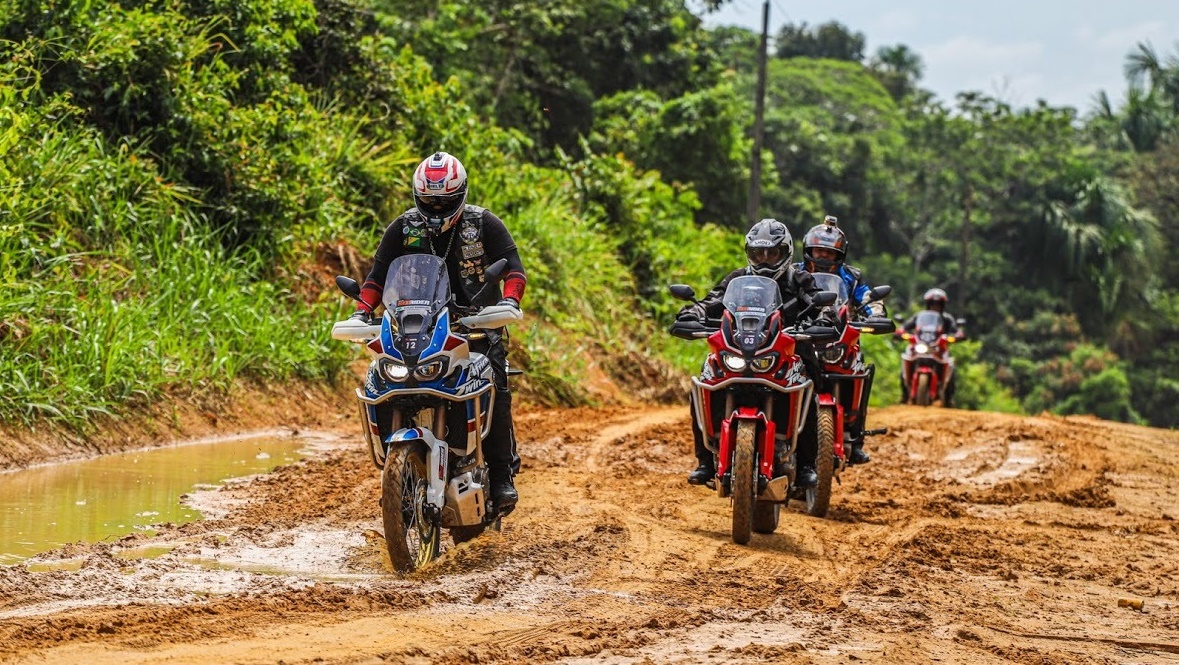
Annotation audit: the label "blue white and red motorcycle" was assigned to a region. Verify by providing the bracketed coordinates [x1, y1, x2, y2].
[331, 254, 522, 572]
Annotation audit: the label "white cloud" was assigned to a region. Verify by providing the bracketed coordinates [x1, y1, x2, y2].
[872, 8, 918, 35]
[921, 36, 1044, 69]
[1091, 20, 1168, 51]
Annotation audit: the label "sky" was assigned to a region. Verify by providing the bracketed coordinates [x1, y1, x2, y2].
[699, 0, 1179, 113]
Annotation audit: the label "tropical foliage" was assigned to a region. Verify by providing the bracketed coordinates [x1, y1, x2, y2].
[0, 2, 1175, 428]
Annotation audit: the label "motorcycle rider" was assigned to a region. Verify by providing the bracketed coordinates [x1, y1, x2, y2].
[675, 218, 830, 490]
[798, 215, 883, 465]
[898, 288, 962, 407]
[347, 151, 527, 510]
[799, 216, 885, 319]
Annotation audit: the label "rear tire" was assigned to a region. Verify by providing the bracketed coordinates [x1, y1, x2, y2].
[753, 502, 780, 533]
[805, 408, 835, 518]
[916, 374, 932, 407]
[381, 445, 440, 573]
[731, 420, 756, 545]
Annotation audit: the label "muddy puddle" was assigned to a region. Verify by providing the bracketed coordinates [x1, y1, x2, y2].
[0, 433, 308, 565]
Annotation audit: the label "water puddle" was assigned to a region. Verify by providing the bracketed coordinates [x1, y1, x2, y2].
[0, 435, 307, 565]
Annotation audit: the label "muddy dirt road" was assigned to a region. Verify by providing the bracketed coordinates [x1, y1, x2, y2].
[2, 405, 1178, 664]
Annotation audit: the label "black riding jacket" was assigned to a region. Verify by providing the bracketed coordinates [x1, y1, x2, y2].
[358, 205, 527, 312]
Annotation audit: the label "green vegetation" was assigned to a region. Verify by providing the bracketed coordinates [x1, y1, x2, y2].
[0, 3, 1175, 429]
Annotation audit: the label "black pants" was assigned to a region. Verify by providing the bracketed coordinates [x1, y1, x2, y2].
[470, 331, 520, 477]
[690, 392, 819, 470]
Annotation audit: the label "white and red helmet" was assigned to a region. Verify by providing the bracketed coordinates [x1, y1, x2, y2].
[412, 151, 468, 233]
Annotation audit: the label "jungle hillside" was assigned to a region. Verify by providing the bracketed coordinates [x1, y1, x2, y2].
[1, 0, 1176, 429]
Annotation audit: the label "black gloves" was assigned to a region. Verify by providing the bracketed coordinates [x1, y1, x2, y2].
[676, 305, 705, 322]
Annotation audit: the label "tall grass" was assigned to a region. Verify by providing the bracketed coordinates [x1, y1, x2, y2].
[0, 0, 745, 428]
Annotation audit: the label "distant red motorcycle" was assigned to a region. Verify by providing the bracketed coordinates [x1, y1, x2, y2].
[896, 311, 959, 407]
[809, 273, 893, 492]
[669, 276, 838, 543]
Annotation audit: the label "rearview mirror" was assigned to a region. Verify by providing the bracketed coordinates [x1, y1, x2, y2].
[956, 317, 967, 326]
[483, 258, 509, 284]
[812, 291, 837, 307]
[471, 258, 512, 305]
[669, 284, 697, 302]
[869, 285, 891, 301]
[335, 276, 361, 301]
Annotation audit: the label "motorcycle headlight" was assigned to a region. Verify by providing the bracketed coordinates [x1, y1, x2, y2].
[821, 345, 846, 364]
[380, 358, 409, 382]
[750, 353, 778, 373]
[414, 360, 444, 381]
[722, 354, 747, 372]
[914, 343, 929, 354]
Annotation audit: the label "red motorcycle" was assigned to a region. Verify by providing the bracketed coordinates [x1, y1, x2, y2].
[669, 276, 838, 543]
[896, 311, 960, 406]
[809, 272, 894, 501]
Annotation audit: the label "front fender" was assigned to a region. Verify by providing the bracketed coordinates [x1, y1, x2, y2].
[385, 427, 448, 510]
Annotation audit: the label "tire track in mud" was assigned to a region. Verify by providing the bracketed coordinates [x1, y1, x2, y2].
[2, 405, 1178, 664]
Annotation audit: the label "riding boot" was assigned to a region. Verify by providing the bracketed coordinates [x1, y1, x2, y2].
[688, 396, 715, 485]
[794, 399, 819, 488]
[473, 332, 519, 509]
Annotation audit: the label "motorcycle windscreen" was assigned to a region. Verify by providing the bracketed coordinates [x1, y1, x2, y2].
[809, 271, 849, 306]
[913, 310, 943, 343]
[382, 254, 452, 359]
[721, 275, 782, 351]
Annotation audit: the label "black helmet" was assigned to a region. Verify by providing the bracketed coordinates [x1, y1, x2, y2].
[802, 215, 848, 273]
[745, 218, 793, 280]
[923, 288, 948, 310]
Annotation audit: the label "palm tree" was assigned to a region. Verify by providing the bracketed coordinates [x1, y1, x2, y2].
[873, 44, 924, 81]
[1121, 87, 1172, 151]
[1041, 177, 1161, 339]
[1125, 42, 1164, 90]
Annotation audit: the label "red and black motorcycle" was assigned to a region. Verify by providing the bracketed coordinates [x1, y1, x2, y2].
[809, 273, 893, 495]
[895, 311, 960, 407]
[669, 276, 839, 543]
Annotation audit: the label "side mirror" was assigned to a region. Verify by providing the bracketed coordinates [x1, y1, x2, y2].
[869, 285, 891, 301]
[956, 317, 967, 327]
[669, 284, 697, 302]
[892, 313, 904, 323]
[471, 258, 511, 305]
[335, 276, 361, 301]
[483, 258, 509, 284]
[812, 291, 838, 307]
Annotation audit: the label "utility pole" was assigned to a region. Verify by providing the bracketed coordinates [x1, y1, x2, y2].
[746, 0, 769, 226]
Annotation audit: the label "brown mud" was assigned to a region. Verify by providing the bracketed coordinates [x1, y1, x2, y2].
[1, 404, 1178, 664]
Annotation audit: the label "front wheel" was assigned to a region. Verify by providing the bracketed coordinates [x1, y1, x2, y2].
[916, 373, 932, 407]
[805, 408, 836, 518]
[381, 444, 440, 573]
[730, 420, 757, 545]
